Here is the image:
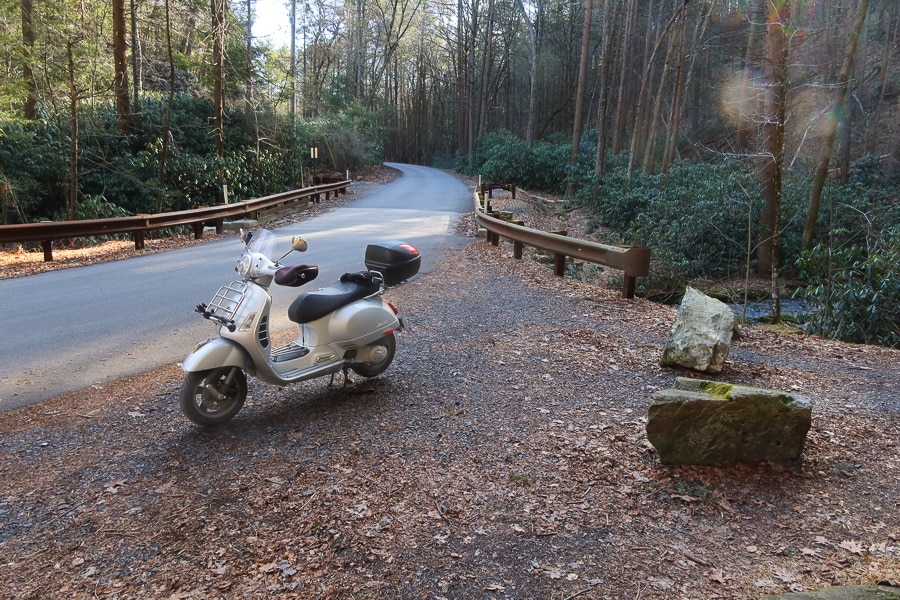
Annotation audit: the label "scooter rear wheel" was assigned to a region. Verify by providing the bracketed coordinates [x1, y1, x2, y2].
[350, 333, 396, 378]
[179, 367, 248, 426]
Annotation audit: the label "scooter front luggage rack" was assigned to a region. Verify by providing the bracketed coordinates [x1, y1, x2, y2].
[206, 281, 248, 320]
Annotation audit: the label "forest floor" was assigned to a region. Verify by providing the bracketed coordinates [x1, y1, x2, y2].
[0, 167, 898, 599]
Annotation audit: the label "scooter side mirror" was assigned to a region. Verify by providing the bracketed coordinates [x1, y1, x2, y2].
[291, 236, 308, 252]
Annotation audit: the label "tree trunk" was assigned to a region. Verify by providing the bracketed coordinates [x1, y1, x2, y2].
[67, 39, 79, 220]
[112, 0, 131, 133]
[611, 0, 637, 154]
[641, 22, 678, 174]
[801, 0, 870, 250]
[868, 0, 896, 154]
[21, 0, 37, 120]
[476, 0, 495, 139]
[734, 0, 765, 155]
[158, 0, 176, 212]
[758, 0, 790, 320]
[211, 0, 226, 157]
[592, 0, 613, 188]
[290, 0, 297, 118]
[627, 0, 689, 176]
[565, 0, 592, 198]
[514, 0, 539, 146]
[130, 0, 142, 123]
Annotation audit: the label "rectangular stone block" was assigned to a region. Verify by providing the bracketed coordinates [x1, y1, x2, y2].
[647, 377, 812, 465]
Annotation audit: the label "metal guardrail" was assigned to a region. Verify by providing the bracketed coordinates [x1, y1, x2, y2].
[0, 180, 350, 261]
[473, 188, 651, 299]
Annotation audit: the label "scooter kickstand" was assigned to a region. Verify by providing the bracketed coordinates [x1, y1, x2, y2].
[328, 368, 352, 388]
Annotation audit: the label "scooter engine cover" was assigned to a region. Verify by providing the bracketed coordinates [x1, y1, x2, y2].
[275, 264, 319, 287]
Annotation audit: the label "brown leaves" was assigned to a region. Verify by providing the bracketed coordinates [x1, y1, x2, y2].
[838, 540, 866, 555]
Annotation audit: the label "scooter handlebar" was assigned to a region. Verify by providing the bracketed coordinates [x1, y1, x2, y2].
[195, 303, 236, 331]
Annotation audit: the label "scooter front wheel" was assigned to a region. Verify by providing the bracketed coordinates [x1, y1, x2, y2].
[179, 367, 248, 426]
[350, 333, 396, 378]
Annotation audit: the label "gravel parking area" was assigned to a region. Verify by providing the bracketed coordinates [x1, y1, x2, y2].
[0, 182, 898, 599]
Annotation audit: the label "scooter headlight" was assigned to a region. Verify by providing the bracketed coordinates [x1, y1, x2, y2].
[236, 253, 252, 277]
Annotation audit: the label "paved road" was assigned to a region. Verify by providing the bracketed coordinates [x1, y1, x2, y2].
[0, 163, 472, 412]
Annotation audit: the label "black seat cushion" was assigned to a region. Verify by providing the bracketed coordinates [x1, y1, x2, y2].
[288, 273, 380, 324]
[274, 264, 319, 287]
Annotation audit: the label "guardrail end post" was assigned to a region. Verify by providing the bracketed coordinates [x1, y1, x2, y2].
[134, 230, 145, 250]
[41, 240, 53, 262]
[554, 253, 566, 276]
[623, 275, 636, 299]
[215, 219, 224, 234]
[511, 184, 517, 199]
[513, 240, 523, 259]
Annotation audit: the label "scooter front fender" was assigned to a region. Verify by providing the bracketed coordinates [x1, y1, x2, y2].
[181, 337, 251, 373]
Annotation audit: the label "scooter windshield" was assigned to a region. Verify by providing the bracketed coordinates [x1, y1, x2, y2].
[244, 228, 277, 259]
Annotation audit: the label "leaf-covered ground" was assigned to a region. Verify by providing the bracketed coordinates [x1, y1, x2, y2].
[0, 174, 898, 599]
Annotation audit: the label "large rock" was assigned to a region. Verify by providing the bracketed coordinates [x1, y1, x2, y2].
[660, 286, 734, 373]
[647, 377, 812, 465]
[767, 586, 900, 599]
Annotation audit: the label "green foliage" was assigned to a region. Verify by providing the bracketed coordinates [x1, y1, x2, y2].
[0, 94, 385, 221]
[795, 177, 900, 348]
[470, 130, 583, 194]
[474, 130, 532, 185]
[0, 122, 67, 221]
[592, 159, 760, 294]
[796, 229, 899, 348]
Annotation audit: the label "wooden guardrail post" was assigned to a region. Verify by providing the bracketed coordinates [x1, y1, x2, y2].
[512, 220, 525, 259]
[41, 240, 53, 262]
[550, 230, 567, 276]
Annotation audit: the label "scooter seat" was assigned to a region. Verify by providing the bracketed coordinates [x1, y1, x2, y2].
[288, 272, 381, 324]
[275, 264, 319, 287]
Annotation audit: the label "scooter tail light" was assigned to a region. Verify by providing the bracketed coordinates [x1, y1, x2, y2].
[387, 301, 399, 315]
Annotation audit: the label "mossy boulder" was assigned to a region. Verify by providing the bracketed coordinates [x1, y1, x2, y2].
[767, 585, 900, 599]
[647, 377, 812, 465]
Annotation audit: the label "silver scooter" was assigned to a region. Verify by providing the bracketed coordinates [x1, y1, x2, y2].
[179, 228, 421, 426]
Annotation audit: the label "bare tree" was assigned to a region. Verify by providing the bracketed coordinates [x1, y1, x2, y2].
[626, 0, 689, 176]
[759, 0, 790, 318]
[592, 0, 614, 185]
[112, 0, 131, 132]
[211, 0, 227, 157]
[130, 0, 142, 122]
[802, 0, 871, 250]
[157, 0, 176, 212]
[20, 0, 37, 119]
[514, 0, 541, 146]
[565, 0, 592, 197]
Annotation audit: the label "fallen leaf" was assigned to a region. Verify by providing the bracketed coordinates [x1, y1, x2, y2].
[709, 569, 730, 584]
[104, 479, 126, 493]
[774, 567, 797, 583]
[839, 540, 865, 555]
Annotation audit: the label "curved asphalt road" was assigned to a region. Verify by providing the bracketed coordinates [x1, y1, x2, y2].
[0, 163, 472, 412]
